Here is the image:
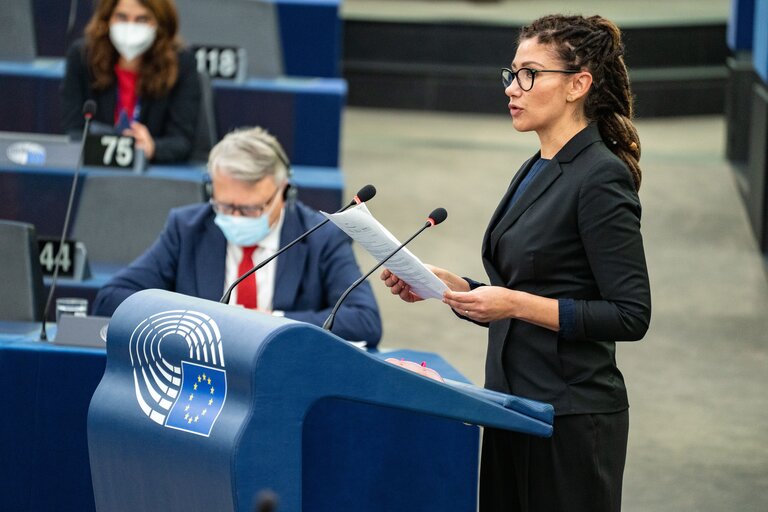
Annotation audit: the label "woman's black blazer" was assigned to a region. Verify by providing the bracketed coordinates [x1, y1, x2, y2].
[472, 124, 651, 415]
[61, 40, 201, 163]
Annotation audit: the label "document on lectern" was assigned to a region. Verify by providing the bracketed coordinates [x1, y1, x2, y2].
[322, 204, 449, 300]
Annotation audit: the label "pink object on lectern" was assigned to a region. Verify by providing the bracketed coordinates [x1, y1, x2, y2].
[385, 357, 445, 382]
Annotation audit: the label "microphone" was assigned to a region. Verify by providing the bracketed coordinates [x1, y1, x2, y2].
[322, 207, 447, 332]
[220, 184, 377, 304]
[39, 100, 97, 341]
[254, 489, 278, 512]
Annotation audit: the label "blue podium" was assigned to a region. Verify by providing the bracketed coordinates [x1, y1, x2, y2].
[88, 290, 553, 511]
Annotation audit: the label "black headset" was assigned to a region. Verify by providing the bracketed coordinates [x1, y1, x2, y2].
[205, 136, 296, 206]
[260, 138, 297, 206]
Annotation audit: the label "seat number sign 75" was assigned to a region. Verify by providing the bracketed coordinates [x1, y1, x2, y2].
[83, 135, 135, 169]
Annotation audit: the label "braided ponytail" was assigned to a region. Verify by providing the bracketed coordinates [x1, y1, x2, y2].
[520, 15, 643, 190]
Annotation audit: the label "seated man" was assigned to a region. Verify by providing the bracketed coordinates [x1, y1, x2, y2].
[93, 127, 382, 346]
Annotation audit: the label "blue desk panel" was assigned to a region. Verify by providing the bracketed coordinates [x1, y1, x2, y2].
[754, 0, 768, 82]
[31, 0, 341, 78]
[728, 0, 756, 52]
[275, 0, 342, 77]
[0, 163, 343, 238]
[0, 325, 105, 512]
[0, 60, 345, 167]
[0, 324, 480, 512]
[212, 77, 346, 168]
[31, 0, 91, 58]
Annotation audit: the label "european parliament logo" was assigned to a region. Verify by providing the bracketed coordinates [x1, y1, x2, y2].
[128, 310, 227, 437]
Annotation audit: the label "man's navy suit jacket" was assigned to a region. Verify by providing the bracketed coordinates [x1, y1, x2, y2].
[93, 201, 382, 345]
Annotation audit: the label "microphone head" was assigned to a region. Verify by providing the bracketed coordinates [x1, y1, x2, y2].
[354, 184, 376, 204]
[82, 100, 97, 119]
[255, 490, 278, 512]
[428, 207, 448, 226]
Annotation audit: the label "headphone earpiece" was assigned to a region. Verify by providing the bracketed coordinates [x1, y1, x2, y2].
[260, 138, 295, 206]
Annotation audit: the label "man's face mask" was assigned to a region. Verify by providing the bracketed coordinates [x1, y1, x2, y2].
[213, 212, 272, 247]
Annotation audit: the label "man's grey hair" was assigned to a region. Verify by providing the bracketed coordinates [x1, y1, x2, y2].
[207, 126, 290, 184]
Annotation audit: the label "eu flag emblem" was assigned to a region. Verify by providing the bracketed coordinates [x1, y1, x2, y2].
[165, 361, 227, 437]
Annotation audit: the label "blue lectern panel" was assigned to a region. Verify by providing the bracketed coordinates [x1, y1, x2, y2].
[303, 398, 478, 512]
[88, 290, 552, 511]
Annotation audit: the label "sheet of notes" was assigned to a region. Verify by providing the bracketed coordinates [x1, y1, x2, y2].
[322, 204, 448, 300]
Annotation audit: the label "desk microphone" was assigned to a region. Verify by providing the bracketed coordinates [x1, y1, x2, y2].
[254, 489, 278, 512]
[322, 207, 447, 332]
[220, 184, 377, 304]
[39, 100, 97, 341]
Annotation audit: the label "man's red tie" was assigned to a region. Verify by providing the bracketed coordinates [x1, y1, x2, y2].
[236, 245, 258, 309]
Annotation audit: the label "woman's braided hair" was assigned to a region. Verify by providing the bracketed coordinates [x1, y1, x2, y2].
[520, 15, 642, 190]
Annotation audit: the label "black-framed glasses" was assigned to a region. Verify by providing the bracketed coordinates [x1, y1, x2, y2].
[209, 185, 282, 217]
[501, 67, 580, 91]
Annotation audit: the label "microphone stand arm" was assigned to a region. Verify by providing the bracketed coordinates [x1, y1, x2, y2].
[39, 115, 93, 341]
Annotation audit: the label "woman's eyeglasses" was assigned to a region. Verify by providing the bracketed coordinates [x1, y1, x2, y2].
[501, 67, 580, 92]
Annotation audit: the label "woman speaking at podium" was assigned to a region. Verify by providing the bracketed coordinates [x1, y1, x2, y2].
[381, 14, 651, 512]
[61, 0, 200, 163]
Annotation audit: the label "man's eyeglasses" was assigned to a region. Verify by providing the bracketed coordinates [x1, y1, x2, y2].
[209, 186, 282, 217]
[501, 67, 580, 92]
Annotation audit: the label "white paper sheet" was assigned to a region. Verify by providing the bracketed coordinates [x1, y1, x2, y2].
[322, 204, 449, 300]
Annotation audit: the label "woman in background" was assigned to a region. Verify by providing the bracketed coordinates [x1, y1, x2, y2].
[382, 14, 651, 512]
[61, 0, 200, 163]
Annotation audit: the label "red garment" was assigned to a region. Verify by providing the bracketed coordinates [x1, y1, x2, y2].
[236, 245, 258, 309]
[114, 65, 139, 124]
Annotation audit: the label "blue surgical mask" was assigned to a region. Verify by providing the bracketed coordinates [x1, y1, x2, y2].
[214, 213, 271, 246]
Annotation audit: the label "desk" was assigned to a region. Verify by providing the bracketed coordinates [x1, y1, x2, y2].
[0, 162, 343, 238]
[0, 60, 345, 167]
[42, 263, 118, 319]
[0, 324, 480, 512]
[0, 323, 105, 512]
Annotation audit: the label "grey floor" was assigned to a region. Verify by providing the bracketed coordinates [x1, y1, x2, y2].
[341, 107, 768, 511]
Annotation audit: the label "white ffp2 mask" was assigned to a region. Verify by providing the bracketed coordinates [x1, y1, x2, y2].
[109, 22, 157, 61]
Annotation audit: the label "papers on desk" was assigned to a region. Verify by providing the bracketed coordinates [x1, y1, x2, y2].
[322, 204, 449, 300]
